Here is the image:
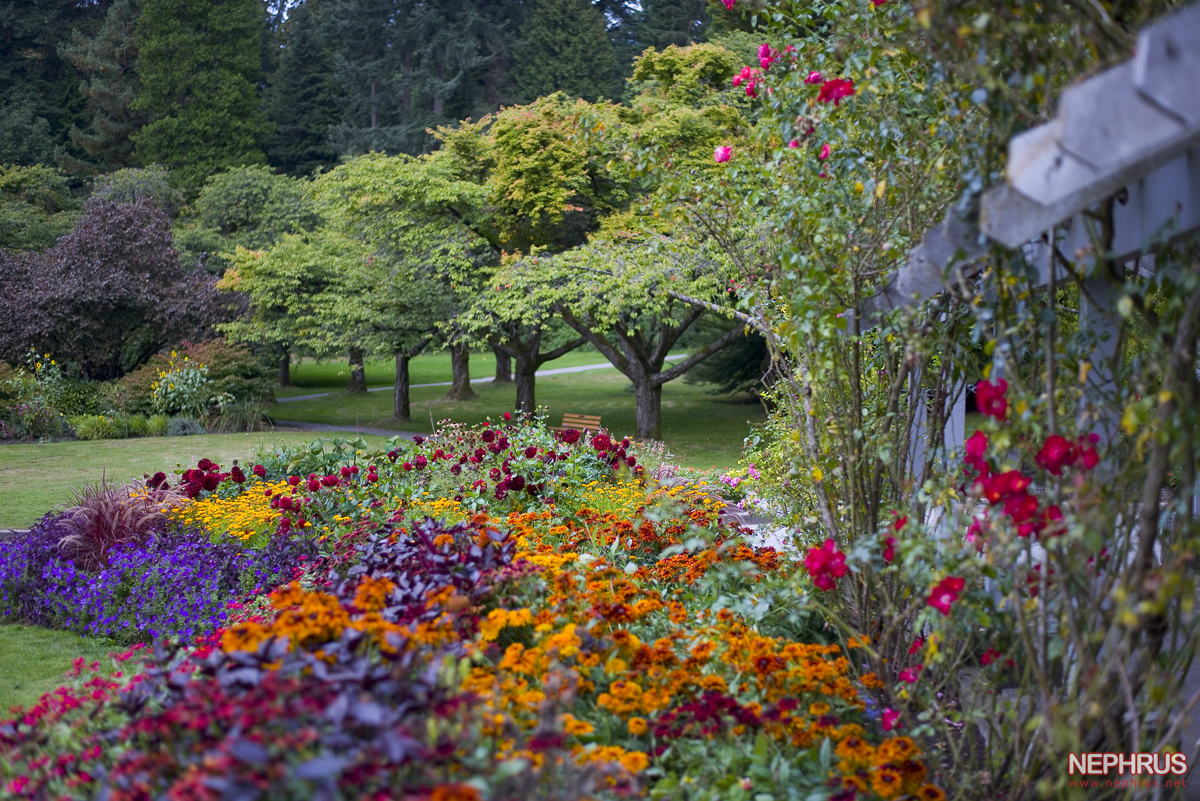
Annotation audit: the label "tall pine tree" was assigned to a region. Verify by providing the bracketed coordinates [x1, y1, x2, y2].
[262, 1, 342, 176]
[59, 0, 147, 174]
[512, 0, 616, 103]
[132, 0, 270, 191]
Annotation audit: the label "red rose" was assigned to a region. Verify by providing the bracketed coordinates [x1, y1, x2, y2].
[975, 378, 1008, 421]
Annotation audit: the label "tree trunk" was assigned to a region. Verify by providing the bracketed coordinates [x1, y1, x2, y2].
[493, 347, 513, 384]
[514, 351, 536, 413]
[635, 379, 663, 440]
[347, 347, 367, 393]
[394, 350, 410, 420]
[446, 344, 475, 400]
[277, 347, 291, 387]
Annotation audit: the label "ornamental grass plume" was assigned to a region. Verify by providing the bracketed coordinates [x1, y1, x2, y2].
[56, 478, 187, 571]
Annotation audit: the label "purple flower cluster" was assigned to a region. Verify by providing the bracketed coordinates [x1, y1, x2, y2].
[1, 515, 318, 644]
[0, 514, 65, 625]
[41, 531, 245, 643]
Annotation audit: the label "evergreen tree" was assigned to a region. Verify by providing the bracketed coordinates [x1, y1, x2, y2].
[635, 0, 708, 50]
[131, 0, 271, 192]
[0, 0, 111, 167]
[262, 2, 342, 176]
[512, 0, 616, 103]
[59, 0, 147, 174]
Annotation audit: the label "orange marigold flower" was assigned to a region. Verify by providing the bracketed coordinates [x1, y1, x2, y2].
[872, 767, 904, 799]
[430, 783, 481, 801]
[627, 717, 648, 735]
[876, 736, 920, 764]
[916, 785, 947, 801]
[860, 671, 885, 690]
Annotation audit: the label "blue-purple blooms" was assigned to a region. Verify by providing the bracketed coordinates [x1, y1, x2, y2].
[0, 514, 318, 644]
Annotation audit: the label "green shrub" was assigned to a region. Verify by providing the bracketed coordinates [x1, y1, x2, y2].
[211, 400, 270, 434]
[146, 414, 169, 437]
[70, 415, 122, 441]
[125, 415, 150, 437]
[167, 417, 207, 437]
[119, 339, 274, 415]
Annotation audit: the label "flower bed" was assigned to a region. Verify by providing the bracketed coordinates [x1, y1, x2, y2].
[0, 415, 943, 800]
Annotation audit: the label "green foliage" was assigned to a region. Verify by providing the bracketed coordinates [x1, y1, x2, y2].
[91, 165, 183, 217]
[511, 0, 617, 103]
[70, 414, 123, 441]
[629, 42, 746, 107]
[151, 356, 213, 419]
[0, 165, 80, 252]
[131, 0, 271, 193]
[174, 165, 320, 273]
[145, 414, 169, 437]
[633, 0, 709, 50]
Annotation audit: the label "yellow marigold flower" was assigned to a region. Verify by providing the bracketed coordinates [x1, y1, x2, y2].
[809, 702, 831, 716]
[627, 717, 648, 736]
[915, 785, 946, 801]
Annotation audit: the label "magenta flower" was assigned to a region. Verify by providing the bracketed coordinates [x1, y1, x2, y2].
[882, 708, 900, 731]
[721, 0, 736, 8]
[819, 143, 831, 160]
[927, 576, 966, 615]
[788, 140, 799, 148]
[714, 145, 732, 163]
[805, 71, 823, 84]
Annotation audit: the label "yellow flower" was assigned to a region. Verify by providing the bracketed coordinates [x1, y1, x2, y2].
[627, 717, 648, 736]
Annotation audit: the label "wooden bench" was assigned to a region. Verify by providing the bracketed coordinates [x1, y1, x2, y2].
[555, 413, 602, 434]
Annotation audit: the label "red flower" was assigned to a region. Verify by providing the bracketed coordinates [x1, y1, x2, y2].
[714, 145, 733, 162]
[481, 429, 496, 443]
[503, 412, 512, 421]
[975, 378, 1008, 421]
[899, 665, 923, 683]
[288, 475, 301, 487]
[964, 430, 989, 477]
[978, 470, 1030, 504]
[1035, 434, 1078, 474]
[980, 647, 1001, 666]
[252, 464, 266, 478]
[817, 78, 855, 105]
[882, 536, 896, 563]
[872, 0, 887, 6]
[721, 0, 736, 8]
[927, 576, 965, 615]
[414, 455, 428, 470]
[788, 140, 799, 148]
[907, 637, 923, 655]
[524, 445, 538, 459]
[230, 465, 246, 484]
[882, 708, 900, 731]
[818, 143, 831, 160]
[804, 539, 849, 591]
[805, 71, 823, 84]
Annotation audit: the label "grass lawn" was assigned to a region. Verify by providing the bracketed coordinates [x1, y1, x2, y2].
[0, 432, 393, 529]
[278, 348, 608, 395]
[273, 367, 764, 470]
[0, 625, 117, 714]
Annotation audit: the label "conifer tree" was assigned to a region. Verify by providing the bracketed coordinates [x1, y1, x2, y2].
[262, 2, 342, 176]
[131, 0, 270, 191]
[59, 0, 147, 174]
[512, 0, 616, 103]
[635, 0, 708, 50]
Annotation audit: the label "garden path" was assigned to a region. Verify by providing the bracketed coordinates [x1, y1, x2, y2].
[274, 356, 687, 404]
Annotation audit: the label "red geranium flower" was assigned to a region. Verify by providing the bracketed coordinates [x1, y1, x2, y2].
[975, 378, 1008, 421]
[817, 78, 855, 105]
